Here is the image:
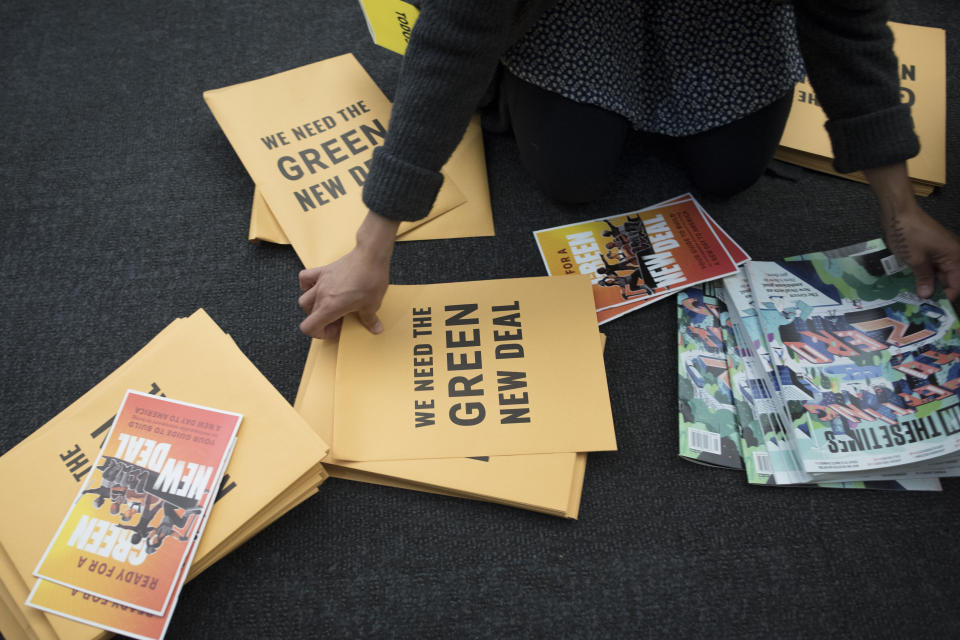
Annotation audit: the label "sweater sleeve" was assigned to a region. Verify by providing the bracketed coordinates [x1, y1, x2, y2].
[362, 0, 553, 221]
[793, 0, 919, 173]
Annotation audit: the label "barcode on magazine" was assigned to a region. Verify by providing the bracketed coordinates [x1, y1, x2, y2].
[881, 253, 905, 275]
[688, 428, 721, 455]
[753, 451, 772, 476]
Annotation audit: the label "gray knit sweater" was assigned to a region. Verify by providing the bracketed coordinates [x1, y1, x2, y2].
[362, 0, 919, 222]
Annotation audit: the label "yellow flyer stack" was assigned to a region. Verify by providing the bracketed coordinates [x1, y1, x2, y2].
[204, 54, 495, 268]
[0, 310, 329, 640]
[295, 275, 617, 517]
[775, 21, 945, 196]
[248, 114, 495, 244]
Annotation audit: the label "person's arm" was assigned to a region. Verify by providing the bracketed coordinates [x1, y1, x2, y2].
[298, 1, 555, 339]
[794, 0, 960, 299]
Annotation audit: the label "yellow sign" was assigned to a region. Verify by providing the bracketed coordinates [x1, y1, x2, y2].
[332, 276, 617, 461]
[296, 337, 595, 517]
[204, 54, 464, 267]
[248, 115, 494, 244]
[0, 311, 327, 640]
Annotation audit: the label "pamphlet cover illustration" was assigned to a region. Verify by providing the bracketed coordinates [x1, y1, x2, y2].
[534, 198, 738, 313]
[676, 286, 742, 469]
[722, 268, 942, 490]
[746, 257, 960, 473]
[595, 195, 747, 324]
[34, 391, 241, 615]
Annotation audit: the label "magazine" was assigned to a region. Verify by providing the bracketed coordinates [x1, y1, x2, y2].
[681, 239, 948, 491]
[745, 255, 960, 474]
[677, 286, 743, 469]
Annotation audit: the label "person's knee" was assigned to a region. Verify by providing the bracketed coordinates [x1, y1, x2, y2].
[533, 164, 614, 204]
[689, 165, 764, 198]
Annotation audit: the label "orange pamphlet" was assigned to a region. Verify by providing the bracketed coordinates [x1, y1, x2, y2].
[204, 53, 465, 267]
[25, 441, 226, 640]
[593, 194, 749, 324]
[29, 573, 177, 640]
[534, 198, 739, 314]
[332, 275, 616, 461]
[34, 391, 241, 615]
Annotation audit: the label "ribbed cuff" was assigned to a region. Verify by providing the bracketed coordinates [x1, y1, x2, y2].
[362, 146, 444, 222]
[825, 103, 920, 173]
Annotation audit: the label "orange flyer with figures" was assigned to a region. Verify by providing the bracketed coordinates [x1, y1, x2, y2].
[33, 390, 242, 616]
[534, 197, 740, 314]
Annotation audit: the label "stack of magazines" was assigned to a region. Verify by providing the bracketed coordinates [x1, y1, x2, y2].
[679, 239, 959, 491]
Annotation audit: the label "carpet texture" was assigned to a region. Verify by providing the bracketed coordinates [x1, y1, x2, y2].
[2, 1, 958, 638]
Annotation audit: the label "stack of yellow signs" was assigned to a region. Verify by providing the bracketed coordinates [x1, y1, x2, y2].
[295, 275, 617, 518]
[775, 21, 945, 196]
[204, 54, 495, 268]
[0, 310, 329, 640]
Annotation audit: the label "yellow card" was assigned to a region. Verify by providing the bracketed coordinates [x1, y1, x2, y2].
[333, 276, 617, 461]
[358, 0, 419, 55]
[204, 54, 464, 267]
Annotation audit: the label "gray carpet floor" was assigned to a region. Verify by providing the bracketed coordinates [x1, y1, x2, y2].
[2, 1, 958, 637]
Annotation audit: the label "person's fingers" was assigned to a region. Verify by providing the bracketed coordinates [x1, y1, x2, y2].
[298, 286, 317, 313]
[357, 308, 384, 334]
[299, 303, 340, 338]
[938, 259, 960, 301]
[299, 267, 322, 292]
[911, 260, 936, 299]
[320, 318, 343, 341]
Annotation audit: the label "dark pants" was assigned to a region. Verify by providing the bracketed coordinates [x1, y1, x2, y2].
[494, 68, 793, 203]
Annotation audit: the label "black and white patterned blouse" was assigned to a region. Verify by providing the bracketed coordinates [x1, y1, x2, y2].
[501, 0, 806, 136]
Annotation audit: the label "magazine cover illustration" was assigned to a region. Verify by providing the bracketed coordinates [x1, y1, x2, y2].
[677, 286, 742, 469]
[535, 199, 738, 313]
[722, 264, 943, 491]
[747, 257, 960, 473]
[33, 390, 241, 615]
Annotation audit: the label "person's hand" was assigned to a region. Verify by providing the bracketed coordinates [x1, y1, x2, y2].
[864, 163, 960, 300]
[298, 211, 400, 339]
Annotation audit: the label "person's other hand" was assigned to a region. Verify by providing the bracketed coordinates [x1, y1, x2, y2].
[884, 202, 960, 300]
[298, 211, 399, 339]
[865, 163, 960, 300]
